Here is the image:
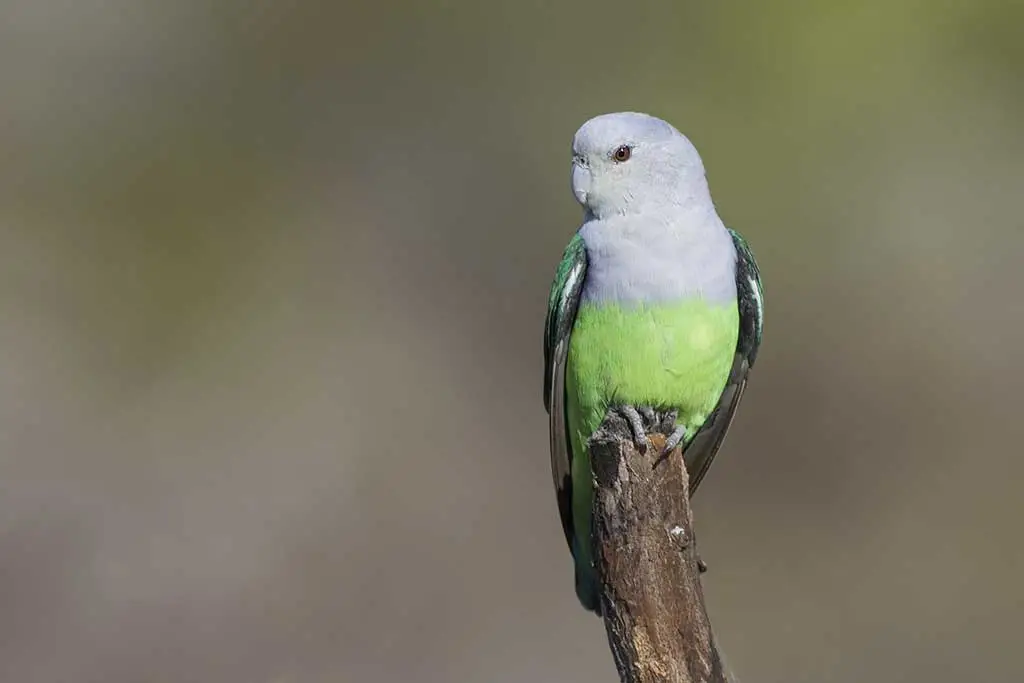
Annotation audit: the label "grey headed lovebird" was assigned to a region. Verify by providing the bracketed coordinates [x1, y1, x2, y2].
[543, 112, 764, 613]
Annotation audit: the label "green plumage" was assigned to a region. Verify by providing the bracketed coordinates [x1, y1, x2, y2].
[567, 301, 739, 448]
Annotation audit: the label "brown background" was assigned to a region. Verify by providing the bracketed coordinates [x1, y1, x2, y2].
[1, 2, 1022, 682]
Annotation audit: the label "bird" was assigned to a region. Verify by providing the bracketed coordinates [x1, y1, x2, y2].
[543, 112, 764, 613]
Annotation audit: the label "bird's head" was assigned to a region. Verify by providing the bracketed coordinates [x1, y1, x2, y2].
[570, 112, 710, 219]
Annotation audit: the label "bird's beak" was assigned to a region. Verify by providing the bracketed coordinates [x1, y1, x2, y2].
[571, 159, 591, 206]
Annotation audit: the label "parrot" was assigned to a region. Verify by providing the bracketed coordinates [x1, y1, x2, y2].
[543, 112, 764, 613]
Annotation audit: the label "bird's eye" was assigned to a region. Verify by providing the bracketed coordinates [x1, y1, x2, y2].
[612, 145, 632, 162]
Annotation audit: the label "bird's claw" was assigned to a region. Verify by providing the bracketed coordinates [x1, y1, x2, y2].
[615, 406, 686, 457]
[617, 405, 652, 454]
[662, 424, 687, 456]
[638, 406, 657, 426]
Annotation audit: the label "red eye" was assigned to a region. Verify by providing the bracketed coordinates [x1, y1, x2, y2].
[612, 145, 632, 162]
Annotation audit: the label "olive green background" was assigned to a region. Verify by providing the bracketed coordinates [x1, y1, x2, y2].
[1, 2, 1022, 681]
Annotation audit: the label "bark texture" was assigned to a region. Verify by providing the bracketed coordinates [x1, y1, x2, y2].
[589, 409, 728, 683]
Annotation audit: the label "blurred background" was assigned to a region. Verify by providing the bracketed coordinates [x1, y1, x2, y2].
[1, 2, 1022, 681]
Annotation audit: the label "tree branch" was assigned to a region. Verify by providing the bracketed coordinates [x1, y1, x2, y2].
[589, 409, 728, 683]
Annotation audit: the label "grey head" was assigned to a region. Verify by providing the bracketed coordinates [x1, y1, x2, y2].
[569, 112, 737, 304]
[571, 112, 712, 219]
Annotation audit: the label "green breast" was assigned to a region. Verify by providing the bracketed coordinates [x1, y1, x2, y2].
[566, 299, 739, 450]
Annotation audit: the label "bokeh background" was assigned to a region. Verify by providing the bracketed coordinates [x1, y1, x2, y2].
[1, 2, 1022, 681]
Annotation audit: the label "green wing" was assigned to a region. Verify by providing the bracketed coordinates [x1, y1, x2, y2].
[543, 233, 588, 550]
[730, 230, 764, 365]
[683, 229, 764, 493]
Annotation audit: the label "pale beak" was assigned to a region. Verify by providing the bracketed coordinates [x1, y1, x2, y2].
[571, 160, 591, 206]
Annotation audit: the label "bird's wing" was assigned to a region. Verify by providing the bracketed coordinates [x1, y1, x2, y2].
[683, 229, 764, 494]
[543, 233, 588, 550]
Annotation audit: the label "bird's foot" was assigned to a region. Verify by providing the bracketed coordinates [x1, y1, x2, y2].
[638, 405, 657, 426]
[616, 405, 652, 454]
[647, 412, 685, 468]
[663, 423, 687, 456]
[614, 406, 686, 457]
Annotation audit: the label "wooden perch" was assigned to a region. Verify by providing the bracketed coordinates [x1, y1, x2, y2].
[589, 409, 727, 683]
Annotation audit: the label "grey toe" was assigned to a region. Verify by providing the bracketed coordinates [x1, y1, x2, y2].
[618, 406, 650, 454]
[663, 424, 687, 455]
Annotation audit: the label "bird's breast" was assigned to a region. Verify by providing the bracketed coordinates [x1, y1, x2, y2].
[578, 217, 737, 305]
[565, 299, 740, 441]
